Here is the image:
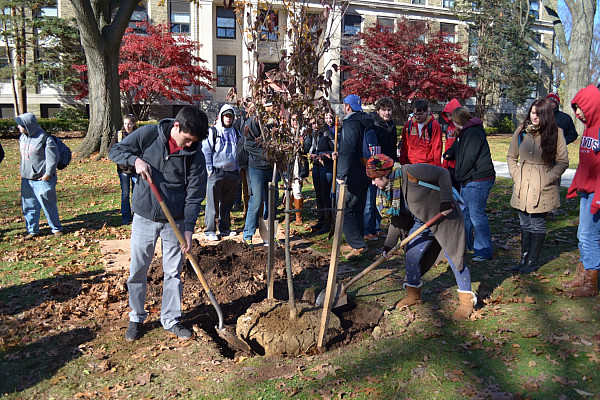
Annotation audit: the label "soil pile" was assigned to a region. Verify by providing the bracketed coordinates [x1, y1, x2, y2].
[236, 299, 341, 356]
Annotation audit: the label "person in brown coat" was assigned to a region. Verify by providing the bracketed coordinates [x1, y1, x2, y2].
[367, 154, 476, 320]
[507, 98, 569, 274]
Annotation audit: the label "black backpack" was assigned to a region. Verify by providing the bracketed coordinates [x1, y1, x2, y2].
[42, 134, 72, 170]
[236, 134, 249, 168]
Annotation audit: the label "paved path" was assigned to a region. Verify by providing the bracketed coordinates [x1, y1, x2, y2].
[493, 161, 576, 188]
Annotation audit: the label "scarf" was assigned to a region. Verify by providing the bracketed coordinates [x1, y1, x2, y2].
[376, 163, 405, 216]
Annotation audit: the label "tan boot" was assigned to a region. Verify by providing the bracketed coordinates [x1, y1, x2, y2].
[452, 290, 477, 320]
[294, 198, 303, 226]
[396, 282, 423, 309]
[569, 269, 598, 298]
[562, 262, 585, 289]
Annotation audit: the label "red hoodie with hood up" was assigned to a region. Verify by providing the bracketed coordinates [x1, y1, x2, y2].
[441, 99, 461, 169]
[567, 85, 600, 214]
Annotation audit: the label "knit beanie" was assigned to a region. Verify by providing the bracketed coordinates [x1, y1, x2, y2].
[366, 154, 394, 179]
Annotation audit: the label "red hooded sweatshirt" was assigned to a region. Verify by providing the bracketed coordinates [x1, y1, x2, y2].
[567, 85, 600, 214]
[441, 99, 462, 169]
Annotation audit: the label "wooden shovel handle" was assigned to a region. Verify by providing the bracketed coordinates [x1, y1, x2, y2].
[148, 181, 211, 294]
[343, 211, 446, 291]
[330, 116, 339, 198]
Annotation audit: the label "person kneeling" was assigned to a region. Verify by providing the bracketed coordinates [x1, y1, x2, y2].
[366, 154, 476, 320]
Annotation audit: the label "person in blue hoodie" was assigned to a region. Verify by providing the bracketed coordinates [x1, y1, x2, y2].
[16, 112, 63, 239]
[202, 105, 240, 241]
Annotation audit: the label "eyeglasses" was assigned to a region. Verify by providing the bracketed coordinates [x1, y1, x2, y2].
[413, 111, 426, 116]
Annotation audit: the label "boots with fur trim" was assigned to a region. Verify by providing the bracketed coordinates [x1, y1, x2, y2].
[294, 198, 303, 226]
[568, 269, 598, 298]
[452, 290, 477, 320]
[562, 262, 585, 289]
[396, 282, 423, 309]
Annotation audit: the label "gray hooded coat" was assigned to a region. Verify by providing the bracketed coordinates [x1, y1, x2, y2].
[17, 113, 58, 180]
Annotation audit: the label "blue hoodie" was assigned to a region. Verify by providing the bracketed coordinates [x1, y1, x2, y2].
[202, 104, 240, 173]
[17, 113, 58, 180]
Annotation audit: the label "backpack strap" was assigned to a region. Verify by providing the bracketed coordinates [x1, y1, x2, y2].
[426, 120, 433, 140]
[209, 126, 218, 153]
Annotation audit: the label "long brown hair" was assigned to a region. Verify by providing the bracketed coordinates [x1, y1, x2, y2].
[518, 98, 558, 167]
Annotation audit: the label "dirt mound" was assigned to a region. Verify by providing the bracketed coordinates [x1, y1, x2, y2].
[236, 299, 341, 356]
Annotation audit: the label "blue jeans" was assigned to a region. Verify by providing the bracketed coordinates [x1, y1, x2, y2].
[128, 214, 184, 329]
[405, 218, 471, 290]
[243, 167, 274, 240]
[461, 179, 494, 259]
[363, 184, 381, 235]
[21, 176, 62, 234]
[578, 192, 600, 270]
[119, 172, 137, 224]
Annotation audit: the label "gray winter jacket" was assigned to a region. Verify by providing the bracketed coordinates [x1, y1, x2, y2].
[17, 113, 58, 180]
[109, 119, 207, 232]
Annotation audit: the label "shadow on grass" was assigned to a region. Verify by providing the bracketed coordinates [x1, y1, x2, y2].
[0, 270, 105, 316]
[0, 327, 95, 395]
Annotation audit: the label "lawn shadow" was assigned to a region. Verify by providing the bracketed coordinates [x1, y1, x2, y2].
[0, 327, 95, 395]
[0, 270, 105, 316]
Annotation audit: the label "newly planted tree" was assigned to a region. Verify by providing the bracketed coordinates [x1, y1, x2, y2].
[341, 18, 474, 120]
[74, 21, 215, 121]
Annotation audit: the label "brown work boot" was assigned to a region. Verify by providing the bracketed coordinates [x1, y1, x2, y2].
[396, 283, 423, 309]
[294, 198, 303, 226]
[345, 246, 366, 260]
[568, 269, 598, 298]
[562, 262, 585, 289]
[452, 290, 477, 320]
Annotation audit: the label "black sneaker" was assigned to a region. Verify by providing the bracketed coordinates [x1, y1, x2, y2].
[125, 321, 143, 341]
[164, 322, 192, 340]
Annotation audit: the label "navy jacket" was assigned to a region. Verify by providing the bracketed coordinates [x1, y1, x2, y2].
[109, 119, 207, 232]
[554, 108, 578, 145]
[337, 111, 372, 193]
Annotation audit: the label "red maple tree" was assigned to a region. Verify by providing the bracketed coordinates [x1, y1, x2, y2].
[73, 21, 214, 120]
[341, 18, 475, 119]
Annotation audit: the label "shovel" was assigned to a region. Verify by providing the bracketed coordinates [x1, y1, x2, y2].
[316, 210, 447, 308]
[148, 180, 252, 352]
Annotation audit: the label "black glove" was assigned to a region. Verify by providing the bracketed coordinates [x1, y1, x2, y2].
[440, 201, 453, 213]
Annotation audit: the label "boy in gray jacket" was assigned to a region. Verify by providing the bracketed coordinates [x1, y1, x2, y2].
[109, 106, 208, 342]
[17, 112, 63, 238]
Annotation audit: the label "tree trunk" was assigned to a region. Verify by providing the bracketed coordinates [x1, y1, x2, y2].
[76, 46, 122, 159]
[68, 0, 138, 160]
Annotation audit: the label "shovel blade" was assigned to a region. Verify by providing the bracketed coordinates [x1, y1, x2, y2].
[316, 283, 348, 308]
[216, 325, 252, 353]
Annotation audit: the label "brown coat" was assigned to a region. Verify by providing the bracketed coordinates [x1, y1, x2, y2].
[383, 163, 467, 271]
[507, 127, 569, 213]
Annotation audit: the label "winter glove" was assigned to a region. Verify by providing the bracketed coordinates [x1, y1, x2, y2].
[440, 201, 453, 213]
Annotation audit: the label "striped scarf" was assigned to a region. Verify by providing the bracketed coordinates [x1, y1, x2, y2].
[376, 163, 405, 216]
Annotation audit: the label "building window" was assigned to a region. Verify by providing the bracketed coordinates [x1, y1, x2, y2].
[260, 10, 279, 41]
[529, 0, 540, 19]
[440, 23, 456, 43]
[377, 17, 395, 31]
[217, 55, 236, 87]
[468, 30, 478, 56]
[41, 104, 61, 118]
[40, 3, 58, 18]
[217, 6, 236, 39]
[170, 1, 190, 34]
[129, 4, 148, 32]
[412, 0, 426, 5]
[443, 0, 455, 7]
[343, 14, 361, 36]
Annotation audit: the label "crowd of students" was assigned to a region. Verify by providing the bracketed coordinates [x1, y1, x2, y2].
[12, 83, 599, 341]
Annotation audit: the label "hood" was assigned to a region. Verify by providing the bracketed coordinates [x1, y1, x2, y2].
[462, 117, 483, 131]
[441, 99, 461, 124]
[349, 111, 375, 131]
[571, 85, 600, 127]
[15, 112, 43, 136]
[216, 104, 236, 130]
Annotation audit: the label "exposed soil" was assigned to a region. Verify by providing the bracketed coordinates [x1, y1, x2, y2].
[146, 240, 384, 357]
[0, 240, 385, 364]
